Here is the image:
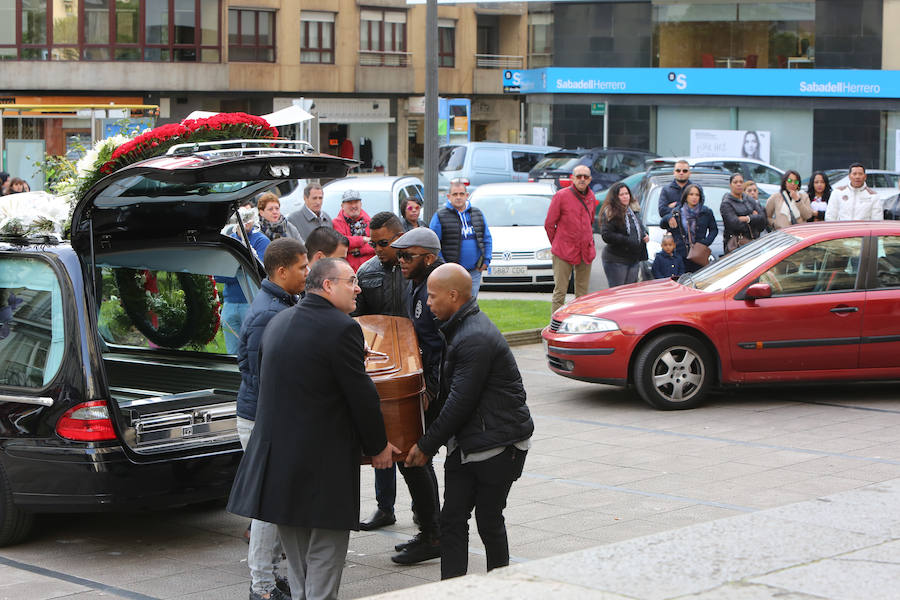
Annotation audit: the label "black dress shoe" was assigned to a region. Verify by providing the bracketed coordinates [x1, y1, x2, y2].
[359, 508, 395, 531]
[390, 535, 440, 565]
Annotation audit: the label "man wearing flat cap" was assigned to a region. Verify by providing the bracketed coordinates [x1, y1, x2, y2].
[332, 189, 375, 271]
[381, 226, 445, 565]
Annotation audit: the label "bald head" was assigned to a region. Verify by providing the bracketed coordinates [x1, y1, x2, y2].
[426, 263, 472, 321]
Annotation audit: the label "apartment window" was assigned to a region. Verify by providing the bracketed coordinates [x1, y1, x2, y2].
[229, 8, 275, 62]
[0, 0, 221, 62]
[360, 8, 406, 53]
[438, 18, 454, 68]
[528, 12, 552, 68]
[301, 11, 334, 64]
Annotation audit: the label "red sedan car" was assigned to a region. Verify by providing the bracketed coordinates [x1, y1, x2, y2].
[543, 222, 900, 410]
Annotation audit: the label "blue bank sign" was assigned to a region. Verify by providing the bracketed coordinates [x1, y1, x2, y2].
[502, 68, 900, 99]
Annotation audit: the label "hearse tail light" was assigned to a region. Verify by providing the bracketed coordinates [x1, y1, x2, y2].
[56, 400, 117, 441]
[557, 316, 619, 334]
[559, 178, 573, 188]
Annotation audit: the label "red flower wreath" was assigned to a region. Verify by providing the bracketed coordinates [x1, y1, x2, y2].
[99, 112, 278, 175]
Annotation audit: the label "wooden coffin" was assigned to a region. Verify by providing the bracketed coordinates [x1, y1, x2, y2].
[355, 315, 425, 463]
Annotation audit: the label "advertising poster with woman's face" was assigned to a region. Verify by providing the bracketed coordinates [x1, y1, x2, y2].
[690, 130, 771, 163]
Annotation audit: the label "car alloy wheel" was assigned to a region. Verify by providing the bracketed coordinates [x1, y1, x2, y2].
[633, 333, 712, 410]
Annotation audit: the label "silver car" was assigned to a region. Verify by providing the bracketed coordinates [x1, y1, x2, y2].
[469, 182, 556, 288]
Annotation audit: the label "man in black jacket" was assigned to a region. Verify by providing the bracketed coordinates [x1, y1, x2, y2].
[353, 212, 408, 532]
[658, 160, 694, 217]
[228, 258, 398, 600]
[382, 226, 445, 565]
[406, 263, 534, 580]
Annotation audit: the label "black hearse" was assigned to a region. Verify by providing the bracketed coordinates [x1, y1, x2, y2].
[0, 142, 353, 545]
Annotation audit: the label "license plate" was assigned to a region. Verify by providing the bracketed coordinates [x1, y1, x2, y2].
[488, 266, 527, 275]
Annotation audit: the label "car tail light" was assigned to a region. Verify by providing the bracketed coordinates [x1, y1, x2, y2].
[528, 177, 534, 182]
[559, 178, 573, 188]
[56, 400, 117, 441]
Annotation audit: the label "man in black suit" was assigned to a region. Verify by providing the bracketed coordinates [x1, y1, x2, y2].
[228, 257, 398, 600]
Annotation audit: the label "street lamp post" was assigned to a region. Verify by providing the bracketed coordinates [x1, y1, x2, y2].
[423, 0, 439, 218]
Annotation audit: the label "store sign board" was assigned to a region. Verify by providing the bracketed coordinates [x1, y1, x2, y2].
[503, 67, 900, 99]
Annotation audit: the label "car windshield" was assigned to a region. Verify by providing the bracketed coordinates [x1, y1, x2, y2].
[323, 188, 392, 219]
[680, 231, 799, 292]
[533, 156, 581, 172]
[643, 184, 732, 225]
[471, 194, 552, 226]
[438, 146, 466, 171]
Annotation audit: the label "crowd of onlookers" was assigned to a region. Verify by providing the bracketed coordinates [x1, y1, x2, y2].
[601, 160, 886, 286]
[0, 171, 30, 196]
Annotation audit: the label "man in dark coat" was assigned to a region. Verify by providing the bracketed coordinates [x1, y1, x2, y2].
[236, 238, 308, 600]
[406, 263, 534, 580]
[228, 257, 398, 600]
[658, 160, 694, 217]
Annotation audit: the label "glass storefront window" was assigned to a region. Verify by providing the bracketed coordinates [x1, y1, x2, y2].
[652, 1, 815, 69]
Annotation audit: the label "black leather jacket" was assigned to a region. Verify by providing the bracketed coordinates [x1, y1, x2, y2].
[353, 255, 408, 317]
[417, 299, 534, 456]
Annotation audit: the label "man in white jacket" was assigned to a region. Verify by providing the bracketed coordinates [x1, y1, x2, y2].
[825, 163, 883, 221]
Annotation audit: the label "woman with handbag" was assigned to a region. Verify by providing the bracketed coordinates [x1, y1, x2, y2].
[766, 170, 813, 231]
[599, 182, 648, 287]
[721, 172, 767, 254]
[660, 184, 718, 272]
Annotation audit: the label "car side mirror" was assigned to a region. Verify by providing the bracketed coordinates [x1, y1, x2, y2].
[745, 283, 772, 300]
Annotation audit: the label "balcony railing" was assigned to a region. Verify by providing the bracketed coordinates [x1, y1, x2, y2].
[475, 54, 524, 69]
[359, 50, 411, 67]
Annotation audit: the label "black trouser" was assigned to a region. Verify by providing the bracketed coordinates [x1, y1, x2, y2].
[398, 459, 440, 536]
[439, 445, 527, 580]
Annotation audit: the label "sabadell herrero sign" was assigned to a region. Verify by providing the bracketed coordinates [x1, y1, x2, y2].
[502, 67, 898, 99]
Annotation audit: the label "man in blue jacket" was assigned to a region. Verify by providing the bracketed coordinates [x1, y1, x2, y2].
[658, 160, 694, 217]
[429, 179, 491, 298]
[236, 237, 309, 600]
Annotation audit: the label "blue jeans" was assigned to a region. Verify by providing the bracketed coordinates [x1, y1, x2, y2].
[602, 260, 640, 288]
[237, 417, 284, 594]
[222, 301, 249, 354]
[469, 269, 483, 298]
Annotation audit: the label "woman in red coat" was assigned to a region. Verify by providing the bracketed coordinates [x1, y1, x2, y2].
[332, 189, 376, 271]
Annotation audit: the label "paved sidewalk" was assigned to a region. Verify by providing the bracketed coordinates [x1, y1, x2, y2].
[368, 476, 900, 600]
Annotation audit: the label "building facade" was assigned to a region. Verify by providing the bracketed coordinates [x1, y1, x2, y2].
[519, 0, 900, 175]
[0, 0, 526, 184]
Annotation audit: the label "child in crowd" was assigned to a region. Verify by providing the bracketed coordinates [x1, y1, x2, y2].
[651, 233, 685, 279]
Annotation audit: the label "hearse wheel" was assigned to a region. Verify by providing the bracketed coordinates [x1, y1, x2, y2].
[0, 462, 34, 546]
[633, 333, 712, 410]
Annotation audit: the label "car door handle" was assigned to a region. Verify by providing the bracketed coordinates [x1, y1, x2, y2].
[829, 306, 859, 314]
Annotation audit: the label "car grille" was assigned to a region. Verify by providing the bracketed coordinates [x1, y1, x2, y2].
[491, 251, 534, 261]
[549, 318, 563, 332]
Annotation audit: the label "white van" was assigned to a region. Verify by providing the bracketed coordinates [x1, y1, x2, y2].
[437, 142, 559, 193]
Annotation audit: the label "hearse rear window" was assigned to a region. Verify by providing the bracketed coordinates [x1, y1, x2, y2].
[95, 247, 260, 354]
[0, 256, 65, 388]
[93, 176, 263, 208]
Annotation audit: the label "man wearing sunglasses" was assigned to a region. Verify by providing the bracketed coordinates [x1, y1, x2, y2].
[354, 212, 428, 538]
[545, 164, 598, 314]
[385, 226, 447, 565]
[658, 160, 694, 217]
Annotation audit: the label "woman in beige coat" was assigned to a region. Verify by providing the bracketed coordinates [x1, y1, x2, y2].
[767, 169, 814, 230]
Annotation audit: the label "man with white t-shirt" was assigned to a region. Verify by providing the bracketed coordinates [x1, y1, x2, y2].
[825, 163, 884, 221]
